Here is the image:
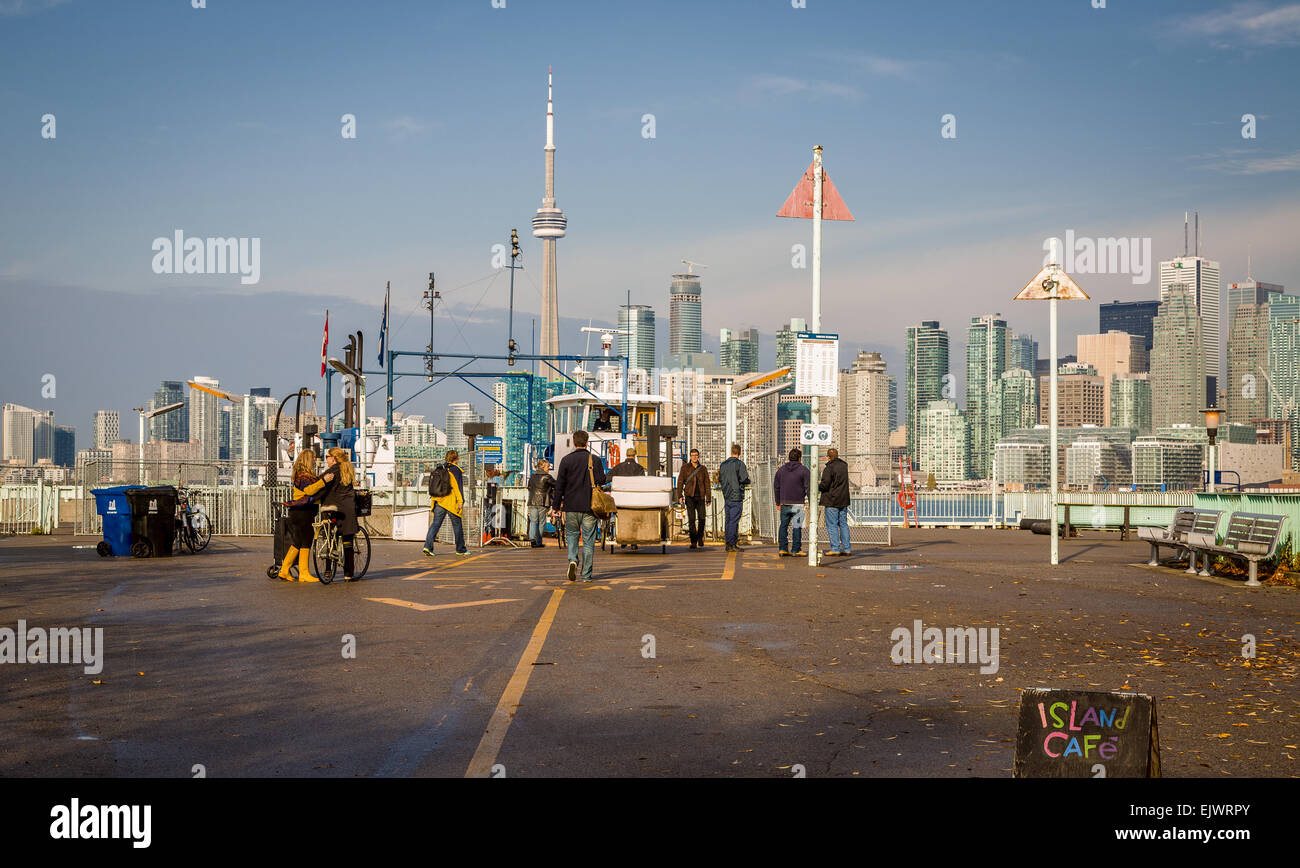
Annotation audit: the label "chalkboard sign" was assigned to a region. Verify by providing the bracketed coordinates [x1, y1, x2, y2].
[1013, 688, 1160, 778]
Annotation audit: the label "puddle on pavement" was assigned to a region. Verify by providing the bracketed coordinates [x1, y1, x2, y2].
[849, 564, 922, 571]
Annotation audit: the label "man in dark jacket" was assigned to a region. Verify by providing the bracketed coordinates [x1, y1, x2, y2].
[525, 459, 554, 548]
[818, 447, 851, 555]
[677, 449, 711, 549]
[773, 448, 810, 556]
[551, 430, 607, 581]
[717, 444, 751, 552]
[607, 447, 646, 478]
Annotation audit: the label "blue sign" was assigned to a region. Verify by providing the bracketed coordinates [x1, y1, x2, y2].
[796, 331, 839, 341]
[475, 436, 504, 465]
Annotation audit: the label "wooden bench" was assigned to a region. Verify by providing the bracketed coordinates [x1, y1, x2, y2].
[1135, 507, 1222, 570]
[1186, 512, 1287, 588]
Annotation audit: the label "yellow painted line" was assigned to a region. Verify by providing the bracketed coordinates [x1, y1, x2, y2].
[402, 551, 494, 580]
[721, 550, 736, 581]
[366, 596, 523, 612]
[465, 588, 566, 777]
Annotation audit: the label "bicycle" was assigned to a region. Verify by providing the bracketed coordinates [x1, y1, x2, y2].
[310, 506, 370, 584]
[174, 488, 212, 554]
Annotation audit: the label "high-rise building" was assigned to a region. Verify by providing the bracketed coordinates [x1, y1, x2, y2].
[150, 381, 188, 442]
[617, 304, 656, 373]
[775, 317, 807, 372]
[54, 424, 76, 467]
[905, 320, 949, 465]
[1151, 286, 1207, 429]
[1077, 330, 1148, 426]
[1226, 303, 1270, 425]
[2, 403, 38, 463]
[1098, 300, 1160, 353]
[1159, 288, 1206, 431]
[492, 381, 508, 450]
[838, 351, 891, 486]
[532, 68, 567, 362]
[1132, 438, 1203, 490]
[1226, 279, 1283, 331]
[995, 425, 1135, 489]
[918, 399, 969, 481]
[187, 376, 222, 461]
[887, 375, 898, 431]
[1111, 375, 1152, 435]
[230, 394, 278, 462]
[92, 410, 120, 450]
[965, 314, 1010, 479]
[719, 327, 759, 376]
[1268, 295, 1300, 462]
[777, 394, 812, 462]
[1159, 255, 1221, 404]
[1065, 437, 1132, 488]
[445, 402, 482, 453]
[32, 409, 55, 462]
[1010, 333, 1038, 375]
[1039, 367, 1105, 427]
[668, 272, 703, 358]
[994, 368, 1038, 435]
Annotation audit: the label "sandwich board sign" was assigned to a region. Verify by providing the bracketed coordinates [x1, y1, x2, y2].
[1013, 688, 1160, 778]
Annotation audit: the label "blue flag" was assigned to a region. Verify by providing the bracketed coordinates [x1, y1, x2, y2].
[378, 282, 389, 367]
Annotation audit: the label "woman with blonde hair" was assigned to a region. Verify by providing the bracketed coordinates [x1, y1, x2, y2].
[280, 448, 326, 581]
[317, 447, 360, 580]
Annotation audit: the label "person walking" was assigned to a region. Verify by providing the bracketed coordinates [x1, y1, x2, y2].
[818, 447, 852, 556]
[773, 448, 810, 557]
[525, 458, 555, 548]
[551, 430, 607, 582]
[718, 443, 750, 553]
[677, 448, 711, 550]
[279, 449, 324, 582]
[318, 447, 360, 580]
[423, 450, 468, 557]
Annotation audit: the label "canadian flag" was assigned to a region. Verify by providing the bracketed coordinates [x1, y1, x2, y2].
[320, 310, 329, 377]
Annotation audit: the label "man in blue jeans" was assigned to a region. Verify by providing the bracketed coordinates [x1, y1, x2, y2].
[818, 447, 851, 556]
[773, 448, 810, 556]
[717, 443, 751, 552]
[551, 430, 607, 581]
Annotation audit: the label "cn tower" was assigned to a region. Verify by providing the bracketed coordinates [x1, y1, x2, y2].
[531, 66, 566, 362]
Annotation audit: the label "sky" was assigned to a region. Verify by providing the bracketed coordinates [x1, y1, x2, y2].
[1, 0, 1298, 449]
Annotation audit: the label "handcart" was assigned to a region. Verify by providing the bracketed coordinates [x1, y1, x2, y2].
[605, 476, 673, 554]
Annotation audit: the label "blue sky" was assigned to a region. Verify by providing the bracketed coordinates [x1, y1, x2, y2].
[2, 0, 1298, 446]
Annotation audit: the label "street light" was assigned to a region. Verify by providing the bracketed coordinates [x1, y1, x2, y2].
[188, 380, 254, 487]
[1201, 406, 1222, 494]
[135, 401, 184, 483]
[329, 357, 367, 485]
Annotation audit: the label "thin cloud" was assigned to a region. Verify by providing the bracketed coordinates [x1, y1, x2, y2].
[1180, 2, 1300, 47]
[836, 52, 933, 79]
[384, 115, 432, 142]
[747, 74, 860, 100]
[1192, 147, 1300, 174]
[0, 0, 71, 15]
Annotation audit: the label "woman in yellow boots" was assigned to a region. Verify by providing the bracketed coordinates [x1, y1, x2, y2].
[279, 448, 327, 582]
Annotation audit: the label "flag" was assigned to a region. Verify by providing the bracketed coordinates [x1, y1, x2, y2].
[378, 282, 389, 368]
[320, 310, 329, 377]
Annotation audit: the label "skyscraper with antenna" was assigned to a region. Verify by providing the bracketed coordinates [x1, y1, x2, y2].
[1160, 211, 1220, 405]
[532, 67, 567, 363]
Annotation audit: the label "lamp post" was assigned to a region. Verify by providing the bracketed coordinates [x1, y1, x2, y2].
[1201, 406, 1222, 494]
[135, 401, 184, 484]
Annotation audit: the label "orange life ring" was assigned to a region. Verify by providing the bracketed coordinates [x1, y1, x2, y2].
[897, 489, 916, 510]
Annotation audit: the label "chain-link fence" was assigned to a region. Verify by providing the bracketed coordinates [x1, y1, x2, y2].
[750, 456, 893, 547]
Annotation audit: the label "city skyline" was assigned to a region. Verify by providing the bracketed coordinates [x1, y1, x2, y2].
[2, 0, 1298, 456]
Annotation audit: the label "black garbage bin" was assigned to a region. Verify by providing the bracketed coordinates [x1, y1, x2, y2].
[125, 486, 179, 557]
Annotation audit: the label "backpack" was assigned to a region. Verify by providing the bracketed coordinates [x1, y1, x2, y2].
[428, 464, 452, 498]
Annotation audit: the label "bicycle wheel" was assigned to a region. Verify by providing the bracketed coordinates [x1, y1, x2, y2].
[190, 510, 212, 551]
[180, 521, 197, 554]
[352, 525, 371, 580]
[312, 530, 338, 583]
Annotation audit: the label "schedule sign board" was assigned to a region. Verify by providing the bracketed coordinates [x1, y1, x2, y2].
[795, 332, 839, 397]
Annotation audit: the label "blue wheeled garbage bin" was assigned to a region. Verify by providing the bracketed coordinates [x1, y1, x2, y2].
[91, 485, 143, 557]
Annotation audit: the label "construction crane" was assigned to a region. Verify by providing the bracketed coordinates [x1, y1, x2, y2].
[680, 259, 709, 275]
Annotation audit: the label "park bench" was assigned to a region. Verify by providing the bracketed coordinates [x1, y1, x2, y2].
[1185, 511, 1287, 588]
[1135, 507, 1222, 568]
